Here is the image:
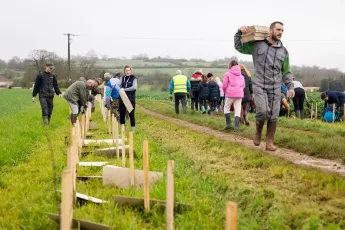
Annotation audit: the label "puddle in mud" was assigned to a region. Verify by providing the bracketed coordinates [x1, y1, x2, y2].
[299, 160, 341, 169]
[309, 161, 332, 167]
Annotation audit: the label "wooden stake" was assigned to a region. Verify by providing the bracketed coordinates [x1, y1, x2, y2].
[129, 132, 135, 186]
[60, 170, 73, 230]
[121, 125, 126, 167]
[310, 103, 313, 120]
[108, 110, 111, 134]
[67, 146, 72, 171]
[81, 114, 86, 140]
[86, 113, 90, 134]
[143, 140, 150, 213]
[166, 160, 175, 230]
[70, 127, 78, 194]
[115, 119, 119, 158]
[112, 113, 115, 152]
[332, 104, 335, 123]
[76, 118, 81, 157]
[226, 202, 237, 230]
[88, 101, 92, 119]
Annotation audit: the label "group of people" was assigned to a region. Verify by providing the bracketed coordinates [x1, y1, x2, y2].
[169, 62, 253, 132]
[169, 21, 294, 151]
[32, 21, 343, 153]
[32, 63, 137, 132]
[169, 20, 344, 151]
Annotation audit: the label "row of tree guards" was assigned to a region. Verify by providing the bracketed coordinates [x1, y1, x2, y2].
[307, 103, 345, 123]
[46, 95, 239, 230]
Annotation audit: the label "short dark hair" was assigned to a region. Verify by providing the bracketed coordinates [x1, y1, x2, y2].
[229, 60, 238, 69]
[124, 65, 132, 72]
[270, 21, 284, 29]
[207, 73, 213, 78]
[320, 92, 327, 100]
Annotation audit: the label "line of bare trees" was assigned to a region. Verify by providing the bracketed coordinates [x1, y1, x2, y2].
[0, 49, 104, 88]
[0, 51, 344, 90]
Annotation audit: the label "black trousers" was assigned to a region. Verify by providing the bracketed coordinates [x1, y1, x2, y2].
[293, 88, 305, 111]
[209, 100, 218, 111]
[39, 97, 54, 117]
[174, 93, 187, 114]
[119, 100, 136, 127]
[191, 91, 199, 110]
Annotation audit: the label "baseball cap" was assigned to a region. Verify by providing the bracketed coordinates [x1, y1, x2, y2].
[46, 62, 55, 69]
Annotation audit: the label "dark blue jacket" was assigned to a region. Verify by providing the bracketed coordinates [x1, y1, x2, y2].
[198, 81, 209, 100]
[208, 81, 220, 101]
[324, 90, 345, 109]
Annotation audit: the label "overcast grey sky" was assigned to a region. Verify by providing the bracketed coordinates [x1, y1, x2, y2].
[1, 0, 345, 71]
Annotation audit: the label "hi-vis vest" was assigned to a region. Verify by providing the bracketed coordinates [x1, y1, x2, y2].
[173, 75, 188, 93]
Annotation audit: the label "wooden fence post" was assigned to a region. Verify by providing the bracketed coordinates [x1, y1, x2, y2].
[166, 160, 175, 230]
[143, 141, 150, 213]
[226, 202, 237, 230]
[129, 132, 135, 187]
[121, 125, 126, 167]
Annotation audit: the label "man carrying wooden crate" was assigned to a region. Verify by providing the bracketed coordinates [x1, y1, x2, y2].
[234, 22, 295, 151]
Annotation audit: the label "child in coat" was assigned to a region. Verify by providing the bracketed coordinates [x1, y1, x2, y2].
[207, 73, 220, 115]
[198, 74, 210, 114]
[222, 60, 245, 132]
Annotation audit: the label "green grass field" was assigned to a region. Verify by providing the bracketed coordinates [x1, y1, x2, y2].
[0, 89, 345, 229]
[0, 90, 69, 171]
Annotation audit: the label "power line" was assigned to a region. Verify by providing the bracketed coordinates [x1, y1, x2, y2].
[76, 34, 343, 43]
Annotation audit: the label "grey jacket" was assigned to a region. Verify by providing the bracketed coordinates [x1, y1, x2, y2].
[234, 30, 293, 91]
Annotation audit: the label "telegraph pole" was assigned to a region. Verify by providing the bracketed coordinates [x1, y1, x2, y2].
[63, 33, 77, 80]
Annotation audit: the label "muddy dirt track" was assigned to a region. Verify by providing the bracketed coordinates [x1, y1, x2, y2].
[138, 105, 345, 177]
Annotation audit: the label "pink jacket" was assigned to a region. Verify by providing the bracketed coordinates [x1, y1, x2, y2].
[222, 65, 245, 98]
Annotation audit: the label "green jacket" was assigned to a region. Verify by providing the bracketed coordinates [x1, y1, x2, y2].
[63, 81, 88, 106]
